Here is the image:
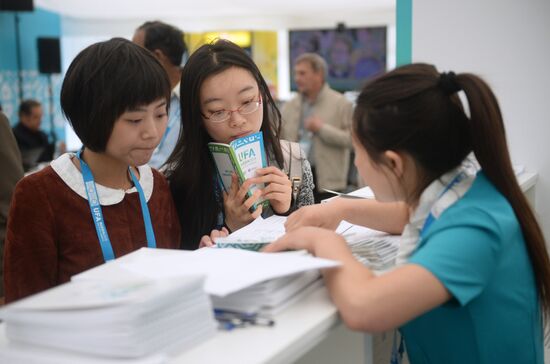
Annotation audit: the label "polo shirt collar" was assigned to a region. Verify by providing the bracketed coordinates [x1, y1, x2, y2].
[172, 82, 180, 100]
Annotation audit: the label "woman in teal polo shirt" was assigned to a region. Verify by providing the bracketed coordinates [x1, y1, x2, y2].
[266, 63, 549, 363]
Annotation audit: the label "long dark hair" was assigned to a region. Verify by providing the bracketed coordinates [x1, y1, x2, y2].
[165, 39, 284, 249]
[353, 63, 550, 323]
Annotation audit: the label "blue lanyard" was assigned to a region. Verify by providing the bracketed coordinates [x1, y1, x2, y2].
[157, 125, 171, 151]
[157, 94, 180, 150]
[77, 150, 156, 262]
[390, 330, 405, 364]
[420, 172, 464, 237]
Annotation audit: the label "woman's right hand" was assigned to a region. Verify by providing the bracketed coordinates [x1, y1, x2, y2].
[223, 173, 263, 232]
[285, 201, 344, 232]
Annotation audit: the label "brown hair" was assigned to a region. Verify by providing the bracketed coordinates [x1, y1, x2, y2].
[19, 99, 41, 116]
[295, 52, 328, 81]
[353, 63, 550, 322]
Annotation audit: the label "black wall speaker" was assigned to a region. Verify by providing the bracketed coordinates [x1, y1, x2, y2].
[0, 0, 34, 11]
[37, 37, 61, 74]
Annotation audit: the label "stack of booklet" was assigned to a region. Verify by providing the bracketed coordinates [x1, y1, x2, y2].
[214, 215, 287, 251]
[211, 263, 323, 316]
[204, 218, 333, 315]
[337, 222, 400, 271]
[215, 214, 400, 273]
[0, 277, 216, 363]
[70, 247, 339, 317]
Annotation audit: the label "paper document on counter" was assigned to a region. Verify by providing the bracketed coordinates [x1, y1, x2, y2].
[0, 277, 216, 360]
[74, 247, 340, 297]
[214, 215, 287, 250]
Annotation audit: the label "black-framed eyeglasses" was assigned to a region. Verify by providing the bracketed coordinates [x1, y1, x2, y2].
[202, 98, 262, 123]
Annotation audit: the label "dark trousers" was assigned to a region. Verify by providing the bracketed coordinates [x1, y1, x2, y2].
[311, 166, 342, 204]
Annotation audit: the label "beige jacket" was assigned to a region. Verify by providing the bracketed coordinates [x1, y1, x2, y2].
[281, 84, 353, 192]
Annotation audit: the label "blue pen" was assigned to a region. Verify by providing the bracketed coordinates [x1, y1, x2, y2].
[215, 309, 254, 319]
[214, 309, 275, 330]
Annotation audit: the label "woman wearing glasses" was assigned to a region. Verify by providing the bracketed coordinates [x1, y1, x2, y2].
[165, 40, 314, 249]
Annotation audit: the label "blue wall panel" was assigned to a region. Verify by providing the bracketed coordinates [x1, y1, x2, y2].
[0, 8, 64, 143]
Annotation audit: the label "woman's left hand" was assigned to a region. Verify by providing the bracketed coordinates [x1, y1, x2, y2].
[199, 227, 229, 248]
[247, 166, 292, 214]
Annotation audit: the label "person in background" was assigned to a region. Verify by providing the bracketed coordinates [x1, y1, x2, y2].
[4, 38, 181, 303]
[12, 100, 56, 171]
[165, 40, 315, 250]
[327, 34, 354, 79]
[267, 64, 549, 363]
[281, 53, 353, 203]
[133, 21, 187, 169]
[0, 112, 24, 300]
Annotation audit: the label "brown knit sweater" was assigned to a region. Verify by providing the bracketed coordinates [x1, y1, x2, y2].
[4, 163, 181, 303]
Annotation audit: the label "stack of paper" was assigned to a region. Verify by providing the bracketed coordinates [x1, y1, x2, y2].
[346, 186, 375, 199]
[321, 186, 375, 203]
[211, 266, 323, 316]
[73, 247, 339, 316]
[215, 214, 400, 273]
[338, 223, 400, 271]
[0, 341, 167, 364]
[0, 277, 216, 362]
[214, 215, 287, 251]
[206, 217, 329, 315]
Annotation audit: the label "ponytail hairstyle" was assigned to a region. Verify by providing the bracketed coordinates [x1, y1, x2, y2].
[353, 63, 550, 322]
[165, 39, 284, 249]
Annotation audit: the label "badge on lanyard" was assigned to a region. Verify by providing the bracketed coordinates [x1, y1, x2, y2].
[77, 149, 157, 262]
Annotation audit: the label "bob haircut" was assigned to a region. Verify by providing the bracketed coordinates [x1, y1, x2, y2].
[60, 37, 171, 152]
[166, 39, 284, 249]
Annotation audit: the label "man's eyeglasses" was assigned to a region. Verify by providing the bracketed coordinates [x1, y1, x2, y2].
[203, 98, 262, 123]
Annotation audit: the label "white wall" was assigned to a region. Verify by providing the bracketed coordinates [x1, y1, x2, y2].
[412, 0, 550, 239]
[61, 9, 395, 36]
[61, 9, 395, 101]
[58, 8, 395, 148]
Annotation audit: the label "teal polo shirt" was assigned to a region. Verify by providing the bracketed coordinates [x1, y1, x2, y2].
[401, 172, 543, 364]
